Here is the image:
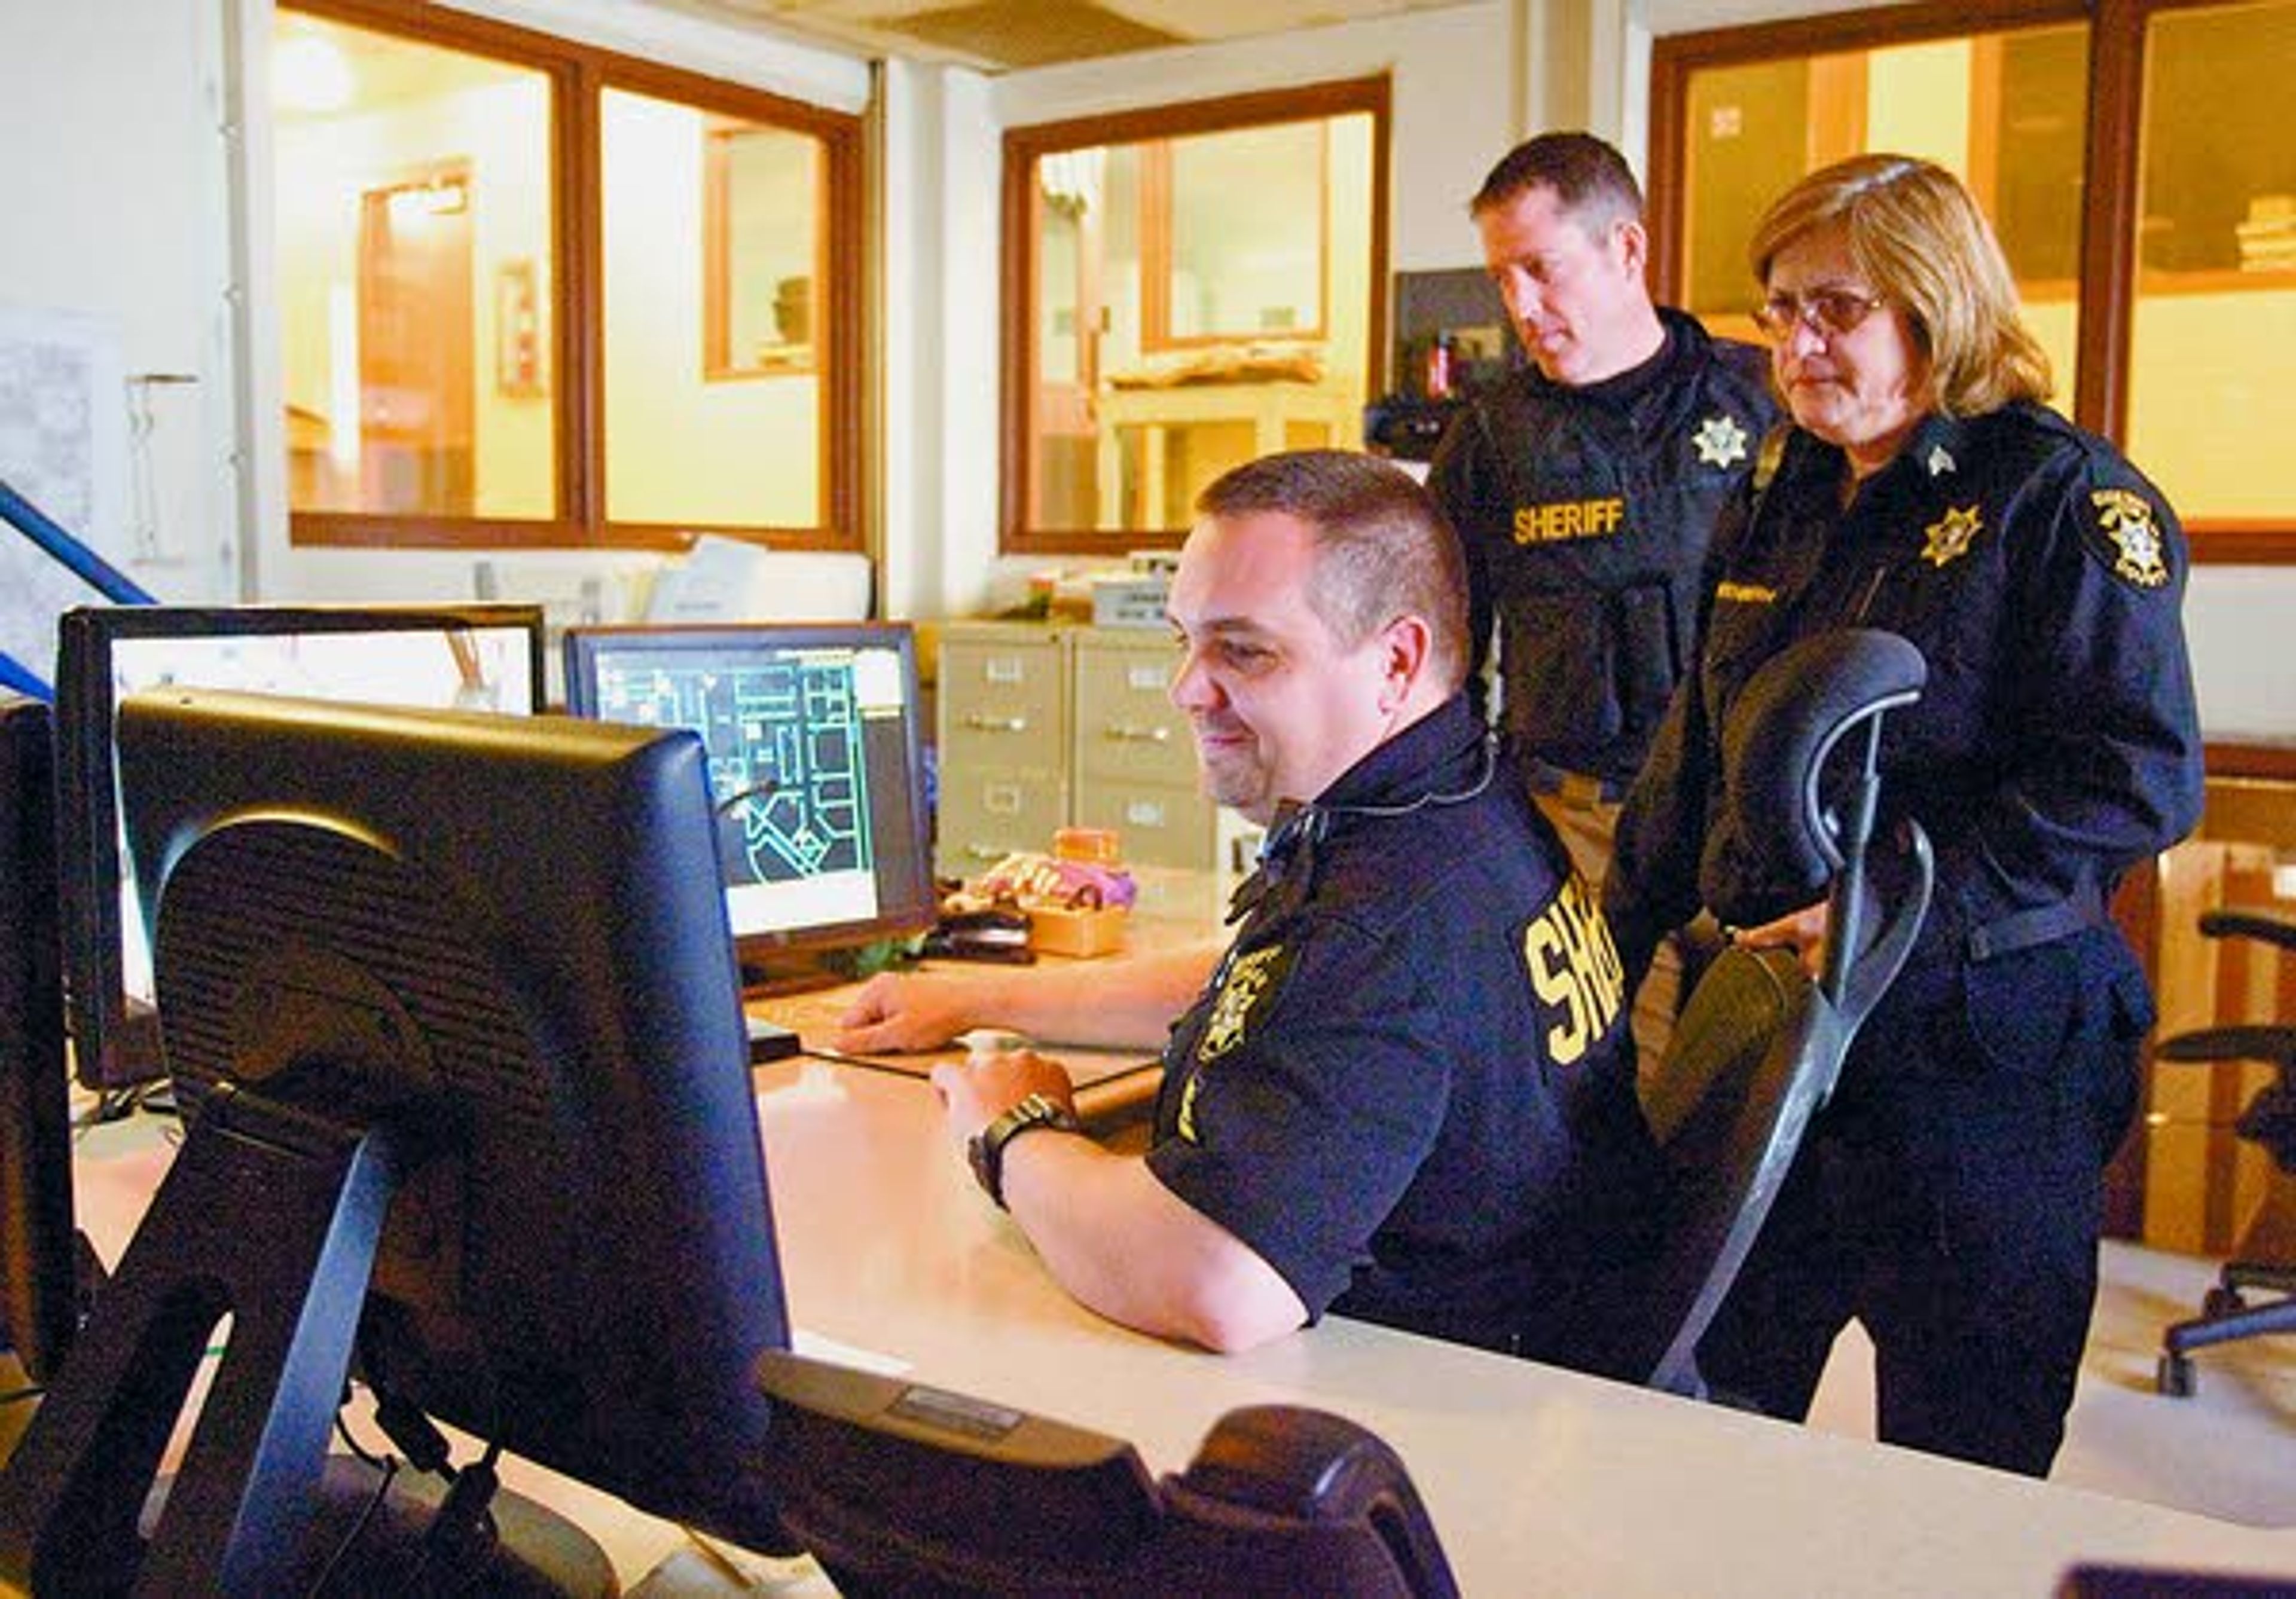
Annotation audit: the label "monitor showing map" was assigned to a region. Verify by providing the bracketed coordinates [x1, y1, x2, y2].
[561, 623, 938, 989]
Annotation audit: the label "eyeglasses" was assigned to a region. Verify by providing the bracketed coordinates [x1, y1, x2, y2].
[1752, 288, 1889, 343]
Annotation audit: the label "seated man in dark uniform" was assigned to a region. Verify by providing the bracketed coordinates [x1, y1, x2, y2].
[930, 450, 1663, 1364]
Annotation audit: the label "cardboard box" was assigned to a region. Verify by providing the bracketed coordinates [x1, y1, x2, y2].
[1028, 904, 1129, 958]
[1091, 574, 1170, 629]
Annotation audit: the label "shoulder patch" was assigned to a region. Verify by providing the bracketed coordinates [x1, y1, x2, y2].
[2089, 488, 2173, 590]
[1198, 942, 1297, 1064]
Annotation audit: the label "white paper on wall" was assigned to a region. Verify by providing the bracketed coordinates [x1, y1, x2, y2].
[0, 302, 132, 690]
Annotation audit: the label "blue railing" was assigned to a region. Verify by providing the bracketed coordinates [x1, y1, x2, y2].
[0, 476, 156, 698]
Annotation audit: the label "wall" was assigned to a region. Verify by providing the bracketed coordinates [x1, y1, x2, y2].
[0, 0, 2290, 735]
[0, 1, 240, 607]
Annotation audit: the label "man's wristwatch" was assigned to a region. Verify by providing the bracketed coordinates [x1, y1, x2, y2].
[967, 1092, 1082, 1209]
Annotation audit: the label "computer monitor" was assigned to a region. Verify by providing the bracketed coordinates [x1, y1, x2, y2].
[54, 603, 546, 1095]
[0, 689, 794, 1591]
[0, 695, 81, 1386]
[562, 623, 938, 990]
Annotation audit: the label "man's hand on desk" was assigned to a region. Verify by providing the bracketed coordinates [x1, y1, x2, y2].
[928, 1048, 1078, 1142]
[835, 968, 1012, 1054]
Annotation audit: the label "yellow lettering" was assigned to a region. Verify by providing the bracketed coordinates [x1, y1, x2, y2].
[1512, 499, 1628, 545]
[1522, 877, 1627, 1066]
[1525, 918, 1589, 1064]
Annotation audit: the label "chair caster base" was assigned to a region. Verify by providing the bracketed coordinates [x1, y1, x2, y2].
[2203, 1285, 2248, 1319]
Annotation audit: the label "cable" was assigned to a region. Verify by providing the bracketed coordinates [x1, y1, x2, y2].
[332, 1402, 394, 1472]
[301, 1454, 399, 1599]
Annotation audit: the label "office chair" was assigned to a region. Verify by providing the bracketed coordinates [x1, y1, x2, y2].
[1626, 628, 1934, 1399]
[752, 1349, 1461, 1597]
[2154, 906, 2296, 1398]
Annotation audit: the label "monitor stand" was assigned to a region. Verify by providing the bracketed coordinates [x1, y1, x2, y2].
[739, 950, 855, 999]
[0, 1084, 613, 1596]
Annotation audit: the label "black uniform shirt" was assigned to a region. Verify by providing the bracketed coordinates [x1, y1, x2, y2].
[1610, 402, 2204, 971]
[1145, 695, 1662, 1362]
[1428, 308, 1779, 785]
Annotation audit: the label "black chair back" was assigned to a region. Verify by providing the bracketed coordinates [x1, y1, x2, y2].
[1632, 629, 1934, 1398]
[753, 1350, 1460, 1597]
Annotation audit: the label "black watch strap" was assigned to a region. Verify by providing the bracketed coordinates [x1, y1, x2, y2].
[967, 1092, 1082, 1209]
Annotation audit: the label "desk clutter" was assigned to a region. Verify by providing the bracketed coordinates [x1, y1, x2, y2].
[932, 826, 1136, 961]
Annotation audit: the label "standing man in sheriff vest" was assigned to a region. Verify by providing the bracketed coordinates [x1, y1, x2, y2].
[1428, 132, 1779, 1071]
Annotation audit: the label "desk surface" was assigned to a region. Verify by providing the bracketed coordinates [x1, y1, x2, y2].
[747, 1057, 2295, 1597]
[62, 994, 2296, 1595]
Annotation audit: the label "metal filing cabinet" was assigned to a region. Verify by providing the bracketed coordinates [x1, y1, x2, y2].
[1068, 628, 1216, 871]
[936, 622, 1236, 882]
[935, 623, 1068, 876]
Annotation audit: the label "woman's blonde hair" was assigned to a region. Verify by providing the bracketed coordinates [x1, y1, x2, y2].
[1749, 154, 2051, 417]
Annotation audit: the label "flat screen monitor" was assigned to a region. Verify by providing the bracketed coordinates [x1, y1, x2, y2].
[0, 688, 793, 1588]
[562, 623, 938, 989]
[55, 604, 546, 1094]
[0, 695, 79, 1386]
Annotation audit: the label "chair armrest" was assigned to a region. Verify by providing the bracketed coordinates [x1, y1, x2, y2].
[2200, 907, 2296, 953]
[2156, 1025, 2296, 1068]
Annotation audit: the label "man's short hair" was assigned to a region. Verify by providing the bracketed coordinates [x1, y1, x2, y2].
[1195, 450, 1470, 690]
[1470, 131, 1643, 227]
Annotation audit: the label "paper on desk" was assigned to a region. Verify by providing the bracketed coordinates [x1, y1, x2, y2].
[790, 1326, 911, 1377]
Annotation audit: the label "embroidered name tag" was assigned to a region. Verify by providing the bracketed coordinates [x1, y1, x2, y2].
[1513, 497, 1626, 544]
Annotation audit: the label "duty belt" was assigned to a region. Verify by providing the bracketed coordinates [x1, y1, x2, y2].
[1967, 879, 2110, 962]
[1523, 758, 1626, 808]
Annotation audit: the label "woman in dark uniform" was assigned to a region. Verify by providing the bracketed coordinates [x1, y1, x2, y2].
[1605, 154, 2204, 1476]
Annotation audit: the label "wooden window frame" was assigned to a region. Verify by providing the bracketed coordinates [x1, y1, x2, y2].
[1140, 123, 1333, 352]
[281, 0, 864, 554]
[1648, 0, 2296, 564]
[999, 75, 1390, 557]
[703, 120, 825, 383]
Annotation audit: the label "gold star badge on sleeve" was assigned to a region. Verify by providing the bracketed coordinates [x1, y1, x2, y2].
[1921, 503, 1984, 568]
[2091, 488, 2170, 589]
[1198, 944, 1292, 1063]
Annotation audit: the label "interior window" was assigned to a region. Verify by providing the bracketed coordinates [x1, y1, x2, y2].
[603, 89, 827, 532]
[271, 1, 861, 551]
[2125, 0, 2296, 528]
[1004, 79, 1388, 551]
[273, 13, 554, 522]
[1669, 20, 2089, 415]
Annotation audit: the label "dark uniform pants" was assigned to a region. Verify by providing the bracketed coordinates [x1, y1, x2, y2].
[1694, 927, 2149, 1477]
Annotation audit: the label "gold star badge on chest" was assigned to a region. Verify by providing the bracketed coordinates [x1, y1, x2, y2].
[2092, 488, 2170, 589]
[1921, 503, 1984, 568]
[1693, 414, 1749, 469]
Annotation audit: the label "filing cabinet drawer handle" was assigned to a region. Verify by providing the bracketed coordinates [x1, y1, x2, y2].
[963, 713, 1029, 733]
[961, 842, 1009, 861]
[1103, 723, 1171, 744]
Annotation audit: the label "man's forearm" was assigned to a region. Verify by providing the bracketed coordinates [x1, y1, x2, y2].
[996, 940, 1222, 1050]
[998, 1132, 1305, 1353]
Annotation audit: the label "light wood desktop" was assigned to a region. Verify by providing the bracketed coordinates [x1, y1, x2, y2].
[61, 929, 2296, 1595]
[743, 1056, 2296, 1598]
